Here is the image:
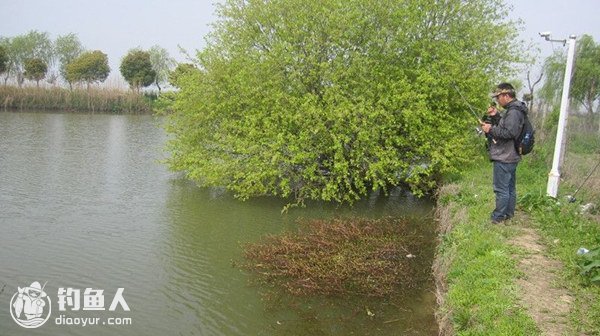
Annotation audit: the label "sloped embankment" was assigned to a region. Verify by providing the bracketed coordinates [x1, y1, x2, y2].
[433, 180, 540, 335]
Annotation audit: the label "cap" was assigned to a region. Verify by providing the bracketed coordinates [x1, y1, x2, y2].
[491, 88, 514, 98]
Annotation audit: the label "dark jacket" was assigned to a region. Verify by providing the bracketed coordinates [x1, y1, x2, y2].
[488, 100, 526, 163]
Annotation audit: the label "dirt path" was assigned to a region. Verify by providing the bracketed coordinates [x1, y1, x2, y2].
[509, 225, 574, 336]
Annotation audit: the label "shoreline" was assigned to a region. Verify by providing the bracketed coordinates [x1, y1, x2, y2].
[0, 85, 154, 114]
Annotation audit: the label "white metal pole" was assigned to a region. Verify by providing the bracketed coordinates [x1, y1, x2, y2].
[547, 35, 577, 198]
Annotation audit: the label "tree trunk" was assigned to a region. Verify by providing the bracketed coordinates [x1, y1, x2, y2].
[17, 73, 24, 88]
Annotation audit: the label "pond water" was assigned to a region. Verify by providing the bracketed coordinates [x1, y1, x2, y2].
[0, 111, 437, 335]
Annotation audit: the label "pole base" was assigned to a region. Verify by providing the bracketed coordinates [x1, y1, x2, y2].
[547, 172, 560, 198]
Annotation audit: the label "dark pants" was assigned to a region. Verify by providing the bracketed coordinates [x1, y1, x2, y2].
[492, 161, 517, 221]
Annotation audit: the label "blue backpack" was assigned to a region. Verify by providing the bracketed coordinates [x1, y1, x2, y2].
[516, 111, 534, 155]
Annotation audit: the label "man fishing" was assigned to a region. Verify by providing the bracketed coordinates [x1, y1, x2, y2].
[481, 82, 526, 224]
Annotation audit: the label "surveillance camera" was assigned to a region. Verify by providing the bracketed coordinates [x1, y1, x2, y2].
[539, 31, 551, 38]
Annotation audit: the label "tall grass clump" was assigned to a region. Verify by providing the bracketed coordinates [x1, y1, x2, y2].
[0, 85, 152, 113]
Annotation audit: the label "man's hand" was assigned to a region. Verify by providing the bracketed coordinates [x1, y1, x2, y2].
[481, 122, 492, 133]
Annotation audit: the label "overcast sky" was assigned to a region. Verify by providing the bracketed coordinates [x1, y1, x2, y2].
[508, 0, 599, 63]
[1, 0, 598, 87]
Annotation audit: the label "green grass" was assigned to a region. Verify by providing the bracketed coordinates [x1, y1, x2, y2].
[436, 158, 539, 335]
[519, 162, 600, 334]
[569, 131, 600, 155]
[436, 133, 600, 335]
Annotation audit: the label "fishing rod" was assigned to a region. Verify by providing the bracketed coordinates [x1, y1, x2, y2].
[567, 158, 600, 203]
[40, 281, 47, 295]
[451, 83, 484, 123]
[427, 63, 488, 123]
[450, 83, 497, 141]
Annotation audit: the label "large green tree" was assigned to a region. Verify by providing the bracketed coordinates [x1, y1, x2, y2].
[23, 58, 47, 87]
[165, 0, 524, 205]
[120, 49, 156, 92]
[65, 50, 110, 89]
[55, 33, 85, 88]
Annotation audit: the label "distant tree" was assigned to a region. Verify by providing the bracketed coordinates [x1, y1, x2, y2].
[148, 45, 176, 94]
[6, 31, 53, 87]
[168, 63, 198, 89]
[571, 35, 600, 117]
[46, 72, 59, 86]
[120, 49, 156, 92]
[0, 44, 7, 77]
[23, 58, 47, 87]
[0, 37, 15, 85]
[523, 70, 543, 114]
[165, 0, 526, 205]
[65, 50, 110, 89]
[55, 33, 85, 88]
[541, 34, 600, 129]
[539, 51, 565, 107]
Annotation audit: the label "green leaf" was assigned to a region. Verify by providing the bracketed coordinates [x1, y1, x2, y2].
[582, 261, 600, 274]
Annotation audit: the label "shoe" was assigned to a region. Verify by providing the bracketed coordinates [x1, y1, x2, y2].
[491, 217, 506, 224]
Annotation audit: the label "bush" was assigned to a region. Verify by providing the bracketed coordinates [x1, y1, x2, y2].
[165, 0, 525, 205]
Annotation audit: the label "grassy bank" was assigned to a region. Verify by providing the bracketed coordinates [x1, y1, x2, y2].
[435, 133, 600, 335]
[0, 85, 153, 113]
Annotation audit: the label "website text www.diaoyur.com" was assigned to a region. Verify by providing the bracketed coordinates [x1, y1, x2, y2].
[54, 314, 132, 327]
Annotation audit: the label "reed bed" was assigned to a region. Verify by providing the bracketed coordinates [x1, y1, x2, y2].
[242, 217, 424, 297]
[0, 85, 152, 114]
